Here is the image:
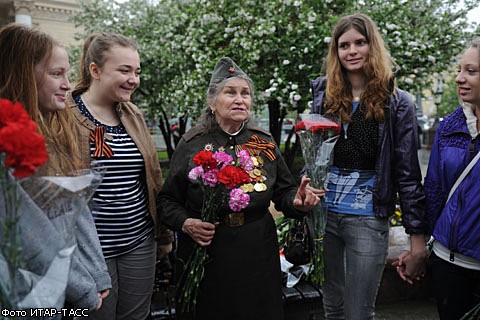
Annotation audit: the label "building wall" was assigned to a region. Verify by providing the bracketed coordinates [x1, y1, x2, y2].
[0, 0, 82, 46]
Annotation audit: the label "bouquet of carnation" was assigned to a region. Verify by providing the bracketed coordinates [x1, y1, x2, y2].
[0, 99, 103, 313]
[295, 113, 340, 285]
[178, 148, 253, 313]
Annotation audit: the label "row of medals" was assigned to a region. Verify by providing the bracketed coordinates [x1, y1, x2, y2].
[241, 155, 268, 193]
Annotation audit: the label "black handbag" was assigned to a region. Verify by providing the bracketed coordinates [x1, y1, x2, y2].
[283, 217, 311, 266]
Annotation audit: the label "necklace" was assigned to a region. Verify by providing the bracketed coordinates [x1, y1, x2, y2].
[81, 95, 119, 125]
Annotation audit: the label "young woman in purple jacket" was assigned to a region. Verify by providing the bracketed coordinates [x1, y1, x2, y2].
[424, 37, 480, 320]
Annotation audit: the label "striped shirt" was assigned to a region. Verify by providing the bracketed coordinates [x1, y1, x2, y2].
[76, 96, 153, 258]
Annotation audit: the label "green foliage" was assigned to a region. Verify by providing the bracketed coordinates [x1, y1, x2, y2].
[438, 74, 462, 118]
[360, 0, 478, 91]
[70, 0, 479, 161]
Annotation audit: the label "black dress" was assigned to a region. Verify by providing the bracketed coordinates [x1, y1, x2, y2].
[158, 124, 305, 320]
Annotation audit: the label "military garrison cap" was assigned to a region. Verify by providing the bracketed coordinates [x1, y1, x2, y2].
[209, 57, 248, 86]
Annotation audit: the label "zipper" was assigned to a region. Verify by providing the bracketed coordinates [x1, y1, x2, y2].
[448, 181, 464, 262]
[449, 138, 478, 261]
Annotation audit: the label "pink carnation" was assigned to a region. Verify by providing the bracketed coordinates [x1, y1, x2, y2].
[202, 168, 219, 187]
[188, 166, 204, 181]
[213, 151, 233, 167]
[237, 149, 254, 171]
[228, 188, 250, 212]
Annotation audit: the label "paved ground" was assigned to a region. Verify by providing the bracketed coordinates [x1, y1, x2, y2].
[375, 299, 439, 320]
[151, 147, 438, 319]
[283, 298, 439, 320]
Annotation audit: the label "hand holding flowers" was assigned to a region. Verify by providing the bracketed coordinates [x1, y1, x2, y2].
[295, 113, 341, 285]
[178, 148, 253, 313]
[181, 218, 216, 247]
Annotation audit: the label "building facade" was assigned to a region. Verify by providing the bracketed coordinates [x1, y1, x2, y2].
[0, 0, 82, 45]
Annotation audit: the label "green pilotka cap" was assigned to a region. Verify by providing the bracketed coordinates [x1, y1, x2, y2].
[209, 57, 248, 86]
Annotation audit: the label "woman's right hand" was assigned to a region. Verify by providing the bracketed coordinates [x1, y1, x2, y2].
[95, 289, 110, 310]
[182, 218, 216, 246]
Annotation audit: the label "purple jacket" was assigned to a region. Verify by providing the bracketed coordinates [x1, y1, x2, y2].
[424, 106, 480, 260]
[311, 77, 426, 234]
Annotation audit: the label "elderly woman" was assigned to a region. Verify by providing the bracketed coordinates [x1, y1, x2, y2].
[158, 57, 322, 319]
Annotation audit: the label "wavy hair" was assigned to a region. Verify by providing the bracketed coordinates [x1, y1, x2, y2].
[324, 13, 395, 123]
[72, 32, 138, 97]
[198, 74, 255, 133]
[0, 23, 82, 175]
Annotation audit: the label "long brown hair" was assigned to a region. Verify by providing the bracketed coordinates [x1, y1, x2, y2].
[0, 23, 82, 175]
[324, 13, 395, 123]
[72, 32, 138, 97]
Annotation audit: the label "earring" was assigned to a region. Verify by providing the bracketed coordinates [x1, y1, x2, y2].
[211, 109, 215, 115]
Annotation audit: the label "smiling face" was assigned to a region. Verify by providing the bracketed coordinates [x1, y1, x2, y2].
[90, 45, 141, 104]
[35, 46, 71, 112]
[456, 46, 480, 107]
[211, 77, 252, 133]
[337, 27, 370, 75]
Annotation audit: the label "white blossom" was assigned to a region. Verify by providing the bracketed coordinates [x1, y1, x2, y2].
[385, 23, 399, 30]
[291, 84, 299, 90]
[324, 37, 331, 43]
[282, 60, 290, 65]
[428, 55, 436, 63]
[404, 77, 414, 85]
[293, 94, 301, 101]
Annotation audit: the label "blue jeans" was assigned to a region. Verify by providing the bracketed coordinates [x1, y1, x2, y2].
[322, 212, 389, 320]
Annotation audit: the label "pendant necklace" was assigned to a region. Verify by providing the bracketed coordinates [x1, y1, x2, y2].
[343, 98, 360, 139]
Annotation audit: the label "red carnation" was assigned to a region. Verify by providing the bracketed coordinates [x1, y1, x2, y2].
[295, 119, 341, 134]
[0, 99, 48, 178]
[193, 150, 218, 170]
[217, 165, 251, 189]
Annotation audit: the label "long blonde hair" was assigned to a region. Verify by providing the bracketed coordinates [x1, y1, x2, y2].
[324, 13, 395, 123]
[0, 23, 83, 175]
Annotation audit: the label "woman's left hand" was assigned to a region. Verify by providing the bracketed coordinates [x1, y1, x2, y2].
[392, 234, 428, 284]
[293, 176, 324, 212]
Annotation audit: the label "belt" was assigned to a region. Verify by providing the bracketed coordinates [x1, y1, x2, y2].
[223, 211, 268, 227]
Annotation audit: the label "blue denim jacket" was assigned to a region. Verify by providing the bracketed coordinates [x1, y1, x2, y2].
[310, 76, 426, 234]
[424, 106, 480, 260]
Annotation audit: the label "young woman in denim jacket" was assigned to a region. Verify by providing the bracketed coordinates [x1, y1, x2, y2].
[0, 23, 111, 313]
[424, 38, 480, 320]
[310, 13, 428, 319]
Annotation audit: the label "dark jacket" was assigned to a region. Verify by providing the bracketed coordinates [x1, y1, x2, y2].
[158, 123, 304, 319]
[424, 106, 480, 260]
[310, 76, 426, 234]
